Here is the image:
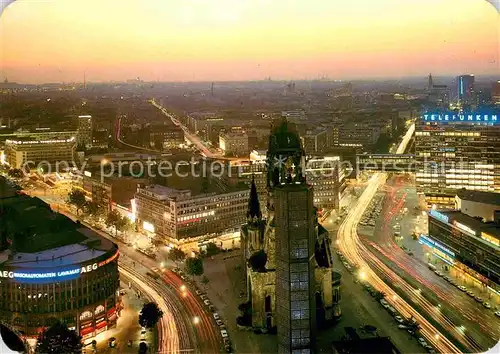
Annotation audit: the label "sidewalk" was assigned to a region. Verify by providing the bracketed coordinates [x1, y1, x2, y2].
[193, 251, 277, 354]
[84, 282, 150, 354]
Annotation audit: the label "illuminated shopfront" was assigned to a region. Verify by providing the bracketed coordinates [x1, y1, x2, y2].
[0, 250, 120, 338]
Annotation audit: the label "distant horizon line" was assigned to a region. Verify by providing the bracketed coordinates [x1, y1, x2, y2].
[3, 74, 499, 86]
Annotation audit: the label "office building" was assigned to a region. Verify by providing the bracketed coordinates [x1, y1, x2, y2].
[224, 151, 348, 212]
[457, 75, 475, 106]
[135, 185, 249, 245]
[77, 115, 93, 149]
[4, 137, 76, 170]
[0, 185, 120, 339]
[302, 128, 328, 154]
[425, 190, 500, 302]
[415, 111, 500, 208]
[241, 119, 337, 348]
[83, 171, 148, 211]
[282, 110, 306, 122]
[148, 124, 184, 149]
[219, 132, 249, 157]
[492, 81, 500, 105]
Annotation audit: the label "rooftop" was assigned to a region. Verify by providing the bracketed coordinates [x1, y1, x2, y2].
[436, 210, 500, 239]
[456, 189, 500, 207]
[0, 180, 116, 267]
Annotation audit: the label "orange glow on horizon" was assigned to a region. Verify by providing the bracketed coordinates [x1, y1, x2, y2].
[0, 0, 498, 83]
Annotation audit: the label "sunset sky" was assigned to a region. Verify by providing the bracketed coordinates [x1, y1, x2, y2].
[0, 0, 498, 83]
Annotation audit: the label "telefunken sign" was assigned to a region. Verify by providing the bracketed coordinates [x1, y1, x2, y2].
[423, 113, 498, 124]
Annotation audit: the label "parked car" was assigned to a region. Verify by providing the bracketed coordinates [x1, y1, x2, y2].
[494, 311, 500, 317]
[220, 329, 228, 338]
[483, 302, 491, 309]
[213, 313, 220, 320]
[458, 285, 467, 292]
[195, 289, 203, 295]
[418, 338, 428, 348]
[398, 324, 408, 330]
[394, 315, 404, 323]
[203, 299, 210, 306]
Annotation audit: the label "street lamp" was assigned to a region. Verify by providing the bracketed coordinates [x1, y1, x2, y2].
[193, 316, 200, 325]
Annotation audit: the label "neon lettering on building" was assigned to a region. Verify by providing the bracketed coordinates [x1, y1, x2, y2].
[0, 251, 118, 283]
[429, 209, 449, 224]
[419, 234, 456, 257]
[422, 112, 498, 124]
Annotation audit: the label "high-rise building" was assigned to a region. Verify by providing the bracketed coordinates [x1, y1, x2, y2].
[457, 75, 475, 106]
[492, 81, 500, 105]
[415, 111, 500, 208]
[77, 115, 93, 148]
[275, 184, 317, 353]
[241, 119, 339, 353]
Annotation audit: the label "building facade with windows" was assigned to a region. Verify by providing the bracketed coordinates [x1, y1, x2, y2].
[219, 132, 249, 157]
[135, 184, 249, 244]
[425, 190, 500, 304]
[77, 115, 93, 149]
[415, 112, 500, 208]
[4, 137, 76, 170]
[0, 192, 120, 339]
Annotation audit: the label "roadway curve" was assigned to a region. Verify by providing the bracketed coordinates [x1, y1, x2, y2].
[336, 123, 466, 354]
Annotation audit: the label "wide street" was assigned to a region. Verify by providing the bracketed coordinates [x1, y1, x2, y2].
[331, 124, 470, 354]
[362, 175, 500, 350]
[10, 174, 222, 354]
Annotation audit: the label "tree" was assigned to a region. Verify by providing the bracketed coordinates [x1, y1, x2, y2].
[168, 248, 186, 264]
[7, 168, 24, 179]
[185, 257, 204, 277]
[205, 242, 220, 257]
[138, 342, 148, 354]
[83, 201, 104, 220]
[374, 291, 386, 301]
[106, 210, 131, 236]
[139, 302, 163, 329]
[67, 189, 86, 215]
[35, 322, 82, 354]
[248, 250, 267, 272]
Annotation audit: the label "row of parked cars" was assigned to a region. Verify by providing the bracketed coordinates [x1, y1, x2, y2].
[172, 268, 233, 353]
[336, 249, 357, 275]
[378, 296, 436, 353]
[359, 198, 382, 227]
[434, 270, 497, 313]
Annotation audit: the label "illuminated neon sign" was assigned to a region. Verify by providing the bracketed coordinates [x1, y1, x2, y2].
[0, 251, 119, 283]
[429, 209, 449, 224]
[422, 113, 498, 124]
[454, 221, 476, 236]
[419, 235, 455, 257]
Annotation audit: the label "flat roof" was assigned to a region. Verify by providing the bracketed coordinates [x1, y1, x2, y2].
[438, 210, 500, 239]
[0, 182, 116, 268]
[456, 189, 500, 207]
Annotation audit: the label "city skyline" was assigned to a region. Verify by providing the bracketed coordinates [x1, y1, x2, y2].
[1, 0, 498, 84]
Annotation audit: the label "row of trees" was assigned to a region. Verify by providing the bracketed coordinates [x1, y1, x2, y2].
[67, 189, 132, 235]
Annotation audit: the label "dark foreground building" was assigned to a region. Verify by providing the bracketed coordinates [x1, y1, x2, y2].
[0, 178, 120, 340]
